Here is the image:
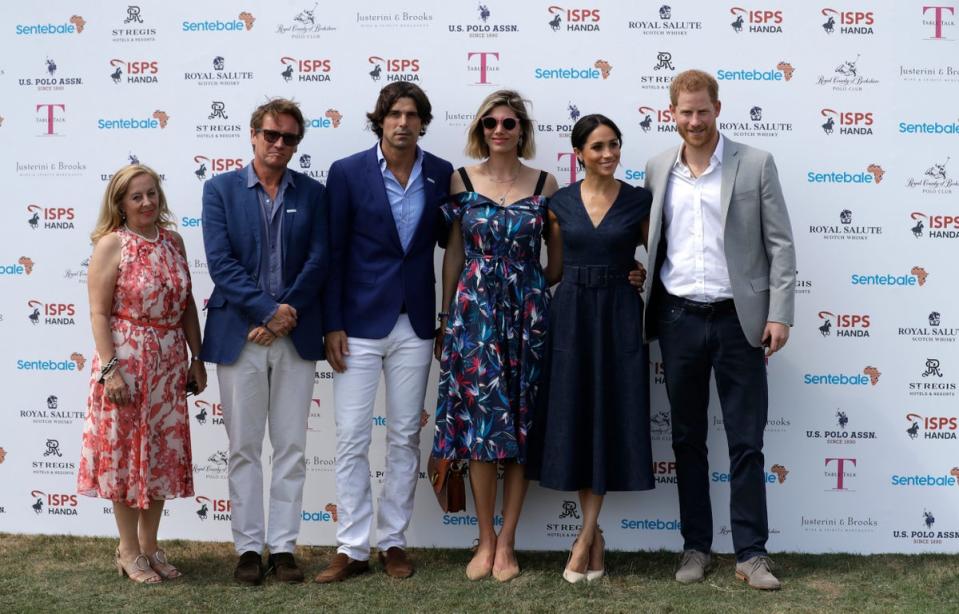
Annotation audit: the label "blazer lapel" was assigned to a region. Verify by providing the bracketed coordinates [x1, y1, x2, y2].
[720, 139, 741, 226]
[408, 153, 439, 250]
[647, 146, 677, 256]
[365, 145, 404, 252]
[239, 171, 263, 262]
[281, 176, 299, 268]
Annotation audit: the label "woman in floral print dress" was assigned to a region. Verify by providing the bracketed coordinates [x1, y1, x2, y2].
[433, 91, 561, 582]
[77, 164, 206, 583]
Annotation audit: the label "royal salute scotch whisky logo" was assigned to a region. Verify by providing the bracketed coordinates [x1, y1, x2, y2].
[819, 108, 874, 136]
[113, 5, 157, 42]
[815, 310, 870, 339]
[720, 105, 792, 138]
[808, 209, 882, 241]
[26, 204, 75, 231]
[729, 7, 784, 34]
[627, 4, 702, 36]
[184, 56, 255, 88]
[18, 57, 83, 91]
[819, 8, 875, 35]
[447, 3, 519, 38]
[367, 56, 421, 82]
[275, 4, 332, 38]
[898, 310, 958, 344]
[18, 394, 85, 425]
[296, 154, 329, 182]
[546, 6, 601, 32]
[108, 58, 159, 85]
[279, 57, 332, 83]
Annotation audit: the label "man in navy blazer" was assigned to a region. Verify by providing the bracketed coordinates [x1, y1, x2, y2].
[200, 98, 327, 585]
[314, 83, 452, 583]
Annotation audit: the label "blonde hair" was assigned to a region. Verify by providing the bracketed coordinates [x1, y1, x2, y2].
[465, 90, 536, 159]
[669, 69, 720, 106]
[90, 164, 174, 243]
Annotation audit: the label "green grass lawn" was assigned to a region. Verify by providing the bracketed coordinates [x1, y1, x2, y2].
[1, 534, 957, 613]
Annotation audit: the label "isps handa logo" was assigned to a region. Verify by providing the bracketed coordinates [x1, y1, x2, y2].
[17, 353, 85, 373]
[15, 15, 85, 36]
[815, 310, 870, 339]
[26, 204, 75, 231]
[182, 12, 255, 33]
[26, 299, 77, 327]
[546, 5, 601, 32]
[819, 108, 874, 136]
[192, 155, 244, 181]
[194, 496, 230, 521]
[905, 412, 958, 440]
[193, 399, 223, 426]
[729, 7, 784, 34]
[108, 58, 159, 85]
[30, 489, 78, 516]
[893, 509, 959, 545]
[851, 267, 927, 287]
[909, 211, 959, 239]
[803, 366, 880, 386]
[367, 56, 421, 82]
[819, 8, 875, 36]
[280, 57, 332, 83]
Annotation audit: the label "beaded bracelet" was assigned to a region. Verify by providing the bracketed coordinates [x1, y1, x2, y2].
[98, 356, 119, 384]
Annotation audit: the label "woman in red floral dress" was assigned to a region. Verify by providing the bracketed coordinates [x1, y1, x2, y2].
[78, 164, 206, 583]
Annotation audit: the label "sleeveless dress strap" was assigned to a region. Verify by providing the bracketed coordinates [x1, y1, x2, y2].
[533, 170, 548, 196]
[457, 167, 475, 192]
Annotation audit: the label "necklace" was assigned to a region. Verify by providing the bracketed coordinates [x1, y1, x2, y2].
[124, 224, 159, 243]
[483, 162, 522, 205]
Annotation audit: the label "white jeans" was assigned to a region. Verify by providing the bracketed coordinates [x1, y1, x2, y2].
[217, 336, 315, 555]
[333, 314, 433, 560]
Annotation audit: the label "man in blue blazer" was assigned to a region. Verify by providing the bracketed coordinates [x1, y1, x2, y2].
[200, 98, 328, 585]
[314, 83, 452, 583]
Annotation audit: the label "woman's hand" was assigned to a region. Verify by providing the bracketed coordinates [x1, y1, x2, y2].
[103, 370, 132, 406]
[628, 261, 647, 292]
[188, 359, 208, 394]
[434, 319, 447, 361]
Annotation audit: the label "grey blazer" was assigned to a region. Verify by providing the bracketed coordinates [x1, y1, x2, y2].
[642, 136, 796, 348]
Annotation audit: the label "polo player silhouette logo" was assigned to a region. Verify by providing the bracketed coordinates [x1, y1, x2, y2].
[33, 497, 43, 514]
[923, 509, 935, 528]
[478, 4, 490, 22]
[208, 451, 228, 467]
[835, 54, 860, 77]
[47, 395, 58, 410]
[559, 500, 581, 519]
[548, 12, 562, 31]
[912, 218, 924, 238]
[44, 439, 62, 457]
[925, 157, 949, 180]
[640, 114, 652, 132]
[922, 358, 943, 378]
[750, 106, 762, 121]
[213, 56, 225, 71]
[369, 63, 382, 81]
[568, 103, 581, 122]
[731, 14, 744, 32]
[821, 116, 835, 134]
[28, 308, 40, 325]
[651, 410, 671, 431]
[195, 405, 207, 425]
[128, 153, 139, 165]
[836, 410, 848, 428]
[840, 209, 852, 224]
[294, 2, 318, 26]
[28, 211, 40, 229]
[299, 154, 312, 169]
[110, 65, 122, 83]
[929, 311, 941, 327]
[907, 421, 920, 439]
[818, 312, 833, 337]
[281, 64, 294, 82]
[325, 503, 338, 521]
[660, 5, 672, 19]
[770, 464, 789, 483]
[46, 58, 57, 76]
[822, 15, 835, 33]
[194, 162, 207, 181]
[196, 502, 208, 520]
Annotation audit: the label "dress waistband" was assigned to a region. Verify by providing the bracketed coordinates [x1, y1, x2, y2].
[563, 264, 632, 287]
[114, 313, 180, 331]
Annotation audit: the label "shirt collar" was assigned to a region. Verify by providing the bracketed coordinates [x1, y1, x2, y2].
[377, 142, 424, 172]
[673, 133, 725, 172]
[245, 162, 295, 190]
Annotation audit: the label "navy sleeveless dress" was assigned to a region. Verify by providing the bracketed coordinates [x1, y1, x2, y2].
[526, 180, 655, 493]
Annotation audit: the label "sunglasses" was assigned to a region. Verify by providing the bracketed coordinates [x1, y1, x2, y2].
[481, 116, 518, 131]
[256, 128, 302, 147]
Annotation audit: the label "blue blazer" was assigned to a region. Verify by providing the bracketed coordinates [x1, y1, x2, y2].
[323, 145, 453, 340]
[199, 167, 328, 364]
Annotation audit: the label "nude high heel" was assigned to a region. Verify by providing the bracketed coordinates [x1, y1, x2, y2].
[115, 548, 162, 584]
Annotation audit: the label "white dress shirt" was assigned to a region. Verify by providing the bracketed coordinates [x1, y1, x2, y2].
[659, 135, 733, 302]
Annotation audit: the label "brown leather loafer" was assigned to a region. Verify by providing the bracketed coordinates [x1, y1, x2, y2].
[234, 551, 263, 586]
[267, 552, 304, 583]
[314, 553, 370, 583]
[378, 547, 414, 579]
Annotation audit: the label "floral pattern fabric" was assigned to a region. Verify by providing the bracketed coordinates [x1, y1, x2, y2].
[432, 192, 550, 463]
[77, 227, 194, 509]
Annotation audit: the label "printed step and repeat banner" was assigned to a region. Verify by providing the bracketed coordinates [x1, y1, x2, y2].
[1, 1, 957, 553]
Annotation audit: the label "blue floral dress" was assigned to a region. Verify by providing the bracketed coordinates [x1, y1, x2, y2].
[432, 169, 550, 463]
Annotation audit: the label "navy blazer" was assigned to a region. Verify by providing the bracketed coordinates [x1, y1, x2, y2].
[199, 167, 328, 364]
[323, 144, 453, 340]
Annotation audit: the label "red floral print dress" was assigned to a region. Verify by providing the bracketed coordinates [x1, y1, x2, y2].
[77, 227, 194, 509]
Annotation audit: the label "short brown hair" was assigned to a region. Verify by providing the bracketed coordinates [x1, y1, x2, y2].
[366, 82, 433, 138]
[669, 69, 719, 106]
[465, 90, 535, 159]
[250, 97, 306, 138]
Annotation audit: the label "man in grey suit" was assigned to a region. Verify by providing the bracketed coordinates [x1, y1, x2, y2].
[642, 69, 795, 590]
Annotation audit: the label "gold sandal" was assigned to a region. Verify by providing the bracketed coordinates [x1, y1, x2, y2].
[115, 548, 162, 584]
[145, 548, 182, 580]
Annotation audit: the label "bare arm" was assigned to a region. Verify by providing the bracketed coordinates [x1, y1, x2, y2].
[543, 209, 563, 286]
[87, 234, 131, 404]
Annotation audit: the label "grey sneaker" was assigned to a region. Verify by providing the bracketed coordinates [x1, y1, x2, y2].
[735, 555, 781, 590]
[675, 550, 711, 584]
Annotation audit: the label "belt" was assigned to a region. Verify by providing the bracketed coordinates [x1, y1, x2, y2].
[114, 313, 180, 331]
[563, 264, 631, 288]
[663, 292, 736, 314]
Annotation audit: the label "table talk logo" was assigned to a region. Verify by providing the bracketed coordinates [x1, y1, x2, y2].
[819, 108, 874, 136]
[108, 58, 159, 85]
[898, 311, 958, 344]
[184, 56, 255, 87]
[302, 504, 338, 522]
[546, 5, 601, 32]
[910, 211, 959, 239]
[27, 204, 75, 231]
[893, 509, 959, 544]
[356, 9, 432, 29]
[15, 15, 85, 36]
[447, 3, 519, 38]
[922, 5, 955, 40]
[97, 109, 168, 131]
[906, 158, 956, 195]
[30, 490, 79, 515]
[36, 103, 66, 136]
[280, 57, 332, 83]
[906, 412, 958, 440]
[637, 105, 675, 134]
[467, 51, 500, 85]
[183, 12, 254, 33]
[717, 62, 794, 83]
[195, 101, 241, 139]
[805, 410, 877, 444]
[113, 5, 157, 42]
[536, 102, 582, 139]
[195, 496, 231, 521]
[627, 4, 703, 36]
[18, 57, 83, 91]
[555, 152, 580, 186]
[192, 155, 244, 181]
[32, 438, 75, 476]
[908, 358, 957, 397]
[816, 54, 879, 91]
[729, 7, 784, 33]
[808, 209, 882, 241]
[824, 457, 856, 491]
[367, 56, 421, 82]
[819, 8, 875, 35]
[720, 105, 792, 138]
[816, 310, 870, 339]
[19, 394, 85, 425]
[276, 4, 333, 38]
[26, 299, 77, 326]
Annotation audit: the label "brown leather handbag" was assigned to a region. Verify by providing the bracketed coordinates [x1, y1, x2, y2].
[426, 456, 467, 513]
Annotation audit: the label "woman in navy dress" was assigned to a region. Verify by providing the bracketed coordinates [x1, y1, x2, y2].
[433, 90, 560, 582]
[526, 114, 654, 583]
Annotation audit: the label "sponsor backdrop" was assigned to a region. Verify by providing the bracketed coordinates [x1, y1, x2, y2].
[2, 1, 957, 554]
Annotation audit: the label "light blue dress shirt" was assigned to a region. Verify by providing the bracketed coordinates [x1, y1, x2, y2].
[377, 143, 425, 252]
